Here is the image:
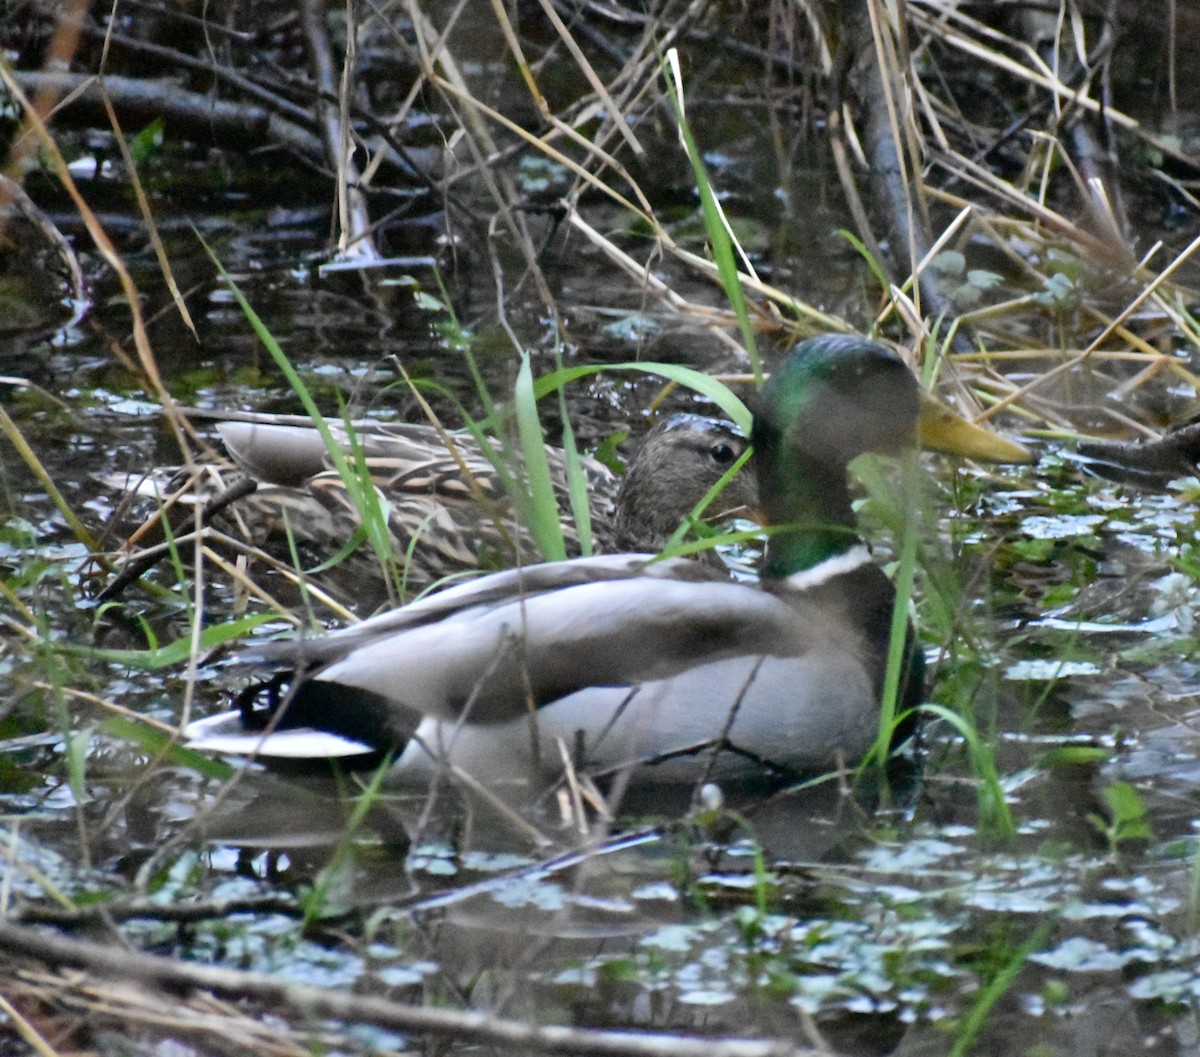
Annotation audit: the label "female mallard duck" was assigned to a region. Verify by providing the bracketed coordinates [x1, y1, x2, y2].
[110, 412, 754, 600]
[216, 411, 754, 570]
[186, 336, 1028, 806]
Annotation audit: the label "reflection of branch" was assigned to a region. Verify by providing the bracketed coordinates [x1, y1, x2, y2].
[0, 920, 827, 1057]
[83, 24, 317, 128]
[0, 174, 89, 333]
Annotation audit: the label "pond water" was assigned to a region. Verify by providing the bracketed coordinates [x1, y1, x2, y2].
[5, 4, 1200, 1056]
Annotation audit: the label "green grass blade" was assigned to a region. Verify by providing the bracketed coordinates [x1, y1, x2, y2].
[921, 703, 1016, 839]
[99, 715, 233, 779]
[554, 355, 594, 556]
[515, 352, 566, 561]
[532, 361, 752, 434]
[59, 613, 278, 669]
[864, 456, 922, 772]
[0, 405, 98, 552]
[201, 237, 400, 593]
[427, 267, 499, 423]
[838, 228, 893, 300]
[663, 49, 761, 386]
[949, 921, 1052, 1057]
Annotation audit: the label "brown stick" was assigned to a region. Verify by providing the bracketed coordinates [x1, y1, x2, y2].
[12, 70, 325, 159]
[96, 475, 260, 603]
[0, 921, 828, 1057]
[855, 0, 965, 346]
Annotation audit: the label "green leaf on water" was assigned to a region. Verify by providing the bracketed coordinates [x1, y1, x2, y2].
[1039, 746, 1111, 768]
[1103, 781, 1153, 840]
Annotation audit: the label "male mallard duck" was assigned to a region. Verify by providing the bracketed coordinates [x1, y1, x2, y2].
[186, 336, 1028, 806]
[109, 412, 755, 599]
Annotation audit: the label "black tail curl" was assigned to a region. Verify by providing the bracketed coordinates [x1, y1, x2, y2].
[233, 670, 406, 753]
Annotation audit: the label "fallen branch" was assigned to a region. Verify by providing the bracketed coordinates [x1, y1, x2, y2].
[0, 921, 830, 1057]
[13, 70, 325, 159]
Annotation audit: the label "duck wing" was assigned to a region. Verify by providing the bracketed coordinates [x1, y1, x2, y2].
[246, 553, 724, 669]
[188, 554, 741, 757]
[308, 573, 812, 727]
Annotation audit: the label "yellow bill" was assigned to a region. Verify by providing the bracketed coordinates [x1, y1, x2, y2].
[916, 390, 1032, 464]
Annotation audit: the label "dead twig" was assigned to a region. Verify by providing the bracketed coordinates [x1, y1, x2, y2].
[12, 70, 324, 158]
[0, 921, 833, 1057]
[298, 0, 379, 261]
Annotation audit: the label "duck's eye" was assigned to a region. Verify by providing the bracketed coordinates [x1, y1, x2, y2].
[710, 443, 736, 465]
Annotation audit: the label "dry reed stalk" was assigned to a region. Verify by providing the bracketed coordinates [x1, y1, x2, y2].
[859, 3, 1200, 430]
[0, 63, 197, 460]
[1, 964, 322, 1057]
[93, 8, 199, 339]
[407, 1, 559, 316]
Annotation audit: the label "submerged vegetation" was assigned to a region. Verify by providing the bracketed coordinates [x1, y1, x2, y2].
[2, 1, 1200, 1054]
